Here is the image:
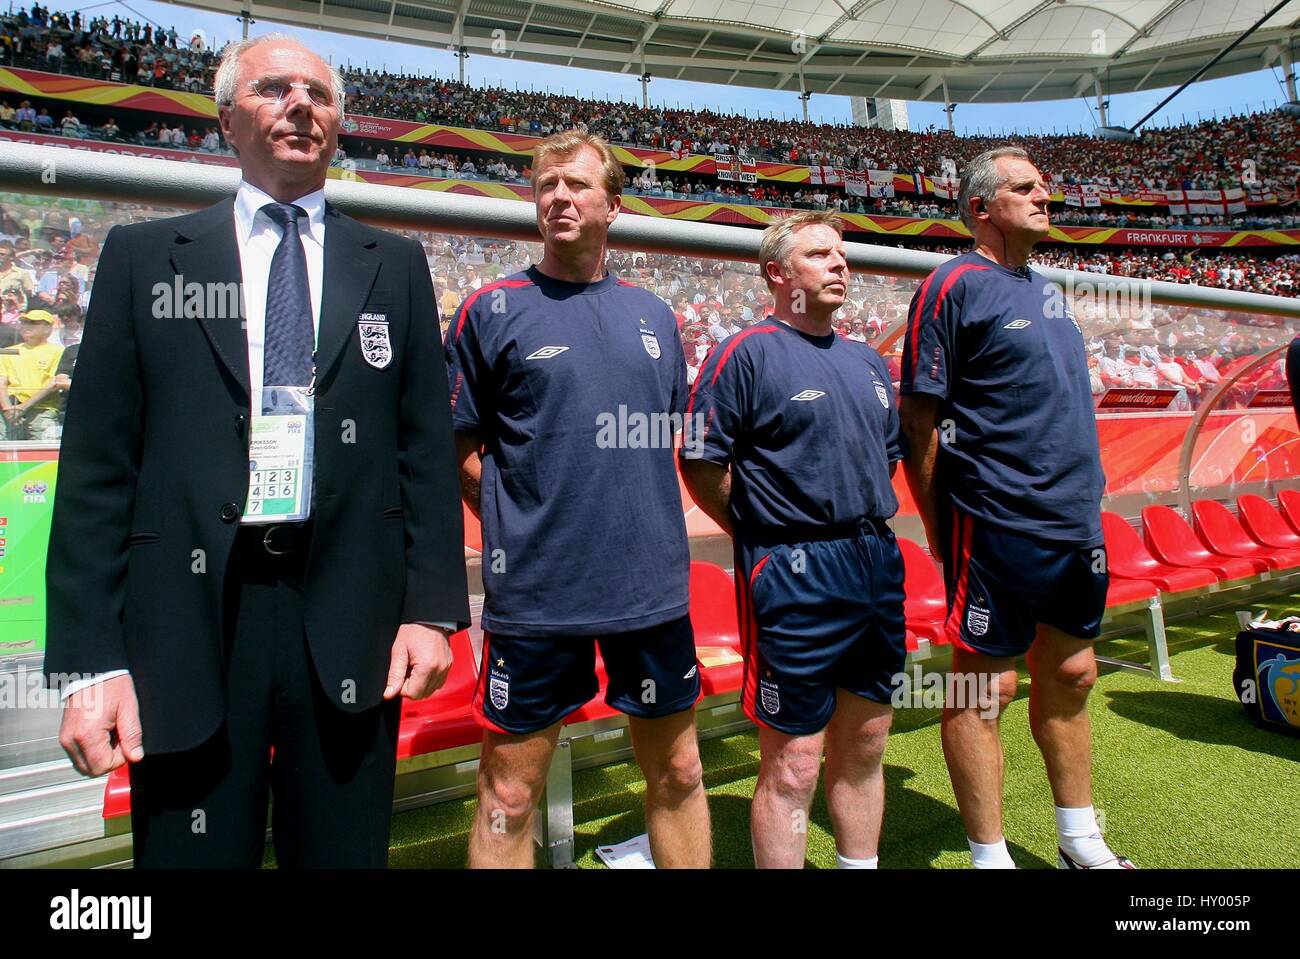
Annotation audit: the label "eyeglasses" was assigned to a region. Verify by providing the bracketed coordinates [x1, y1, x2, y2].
[247, 78, 336, 109]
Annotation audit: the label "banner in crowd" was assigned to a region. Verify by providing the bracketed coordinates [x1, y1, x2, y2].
[0, 66, 214, 119]
[868, 170, 895, 198]
[1063, 184, 1102, 208]
[813, 167, 901, 197]
[1052, 224, 1300, 247]
[1166, 188, 1248, 216]
[0, 449, 57, 658]
[1095, 388, 1179, 410]
[1051, 185, 1296, 208]
[714, 154, 757, 183]
[0, 127, 238, 167]
[926, 175, 961, 200]
[1247, 390, 1295, 409]
[2, 126, 1297, 248]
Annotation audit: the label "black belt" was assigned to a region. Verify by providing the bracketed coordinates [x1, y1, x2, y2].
[235, 521, 314, 558]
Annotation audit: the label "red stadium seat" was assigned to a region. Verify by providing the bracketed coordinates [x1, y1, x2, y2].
[103, 766, 130, 820]
[1106, 576, 1157, 606]
[1277, 490, 1300, 537]
[396, 629, 482, 758]
[1237, 495, 1300, 550]
[698, 649, 744, 697]
[1191, 499, 1300, 571]
[689, 561, 741, 649]
[899, 537, 949, 648]
[688, 561, 745, 695]
[1141, 505, 1264, 580]
[1101, 511, 1217, 592]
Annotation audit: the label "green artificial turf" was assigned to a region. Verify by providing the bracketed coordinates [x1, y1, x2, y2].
[384, 596, 1300, 869]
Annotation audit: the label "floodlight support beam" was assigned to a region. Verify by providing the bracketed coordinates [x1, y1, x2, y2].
[1128, 0, 1294, 131]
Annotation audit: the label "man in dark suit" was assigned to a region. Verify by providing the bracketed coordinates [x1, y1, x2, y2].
[44, 34, 469, 868]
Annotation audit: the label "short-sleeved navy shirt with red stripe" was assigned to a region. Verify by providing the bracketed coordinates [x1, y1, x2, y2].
[684, 317, 903, 536]
[900, 250, 1105, 545]
[446, 266, 690, 637]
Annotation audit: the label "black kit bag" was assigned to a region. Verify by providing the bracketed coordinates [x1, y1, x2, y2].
[1234, 619, 1300, 736]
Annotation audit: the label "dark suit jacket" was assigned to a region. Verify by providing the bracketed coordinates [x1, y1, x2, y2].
[44, 197, 470, 754]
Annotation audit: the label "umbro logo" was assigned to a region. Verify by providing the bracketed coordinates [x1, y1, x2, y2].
[1003, 319, 1032, 330]
[790, 390, 826, 401]
[526, 346, 570, 360]
[683, 664, 698, 680]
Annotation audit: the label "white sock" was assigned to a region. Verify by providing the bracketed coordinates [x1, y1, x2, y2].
[969, 837, 1016, 869]
[1055, 805, 1113, 865]
[835, 852, 878, 869]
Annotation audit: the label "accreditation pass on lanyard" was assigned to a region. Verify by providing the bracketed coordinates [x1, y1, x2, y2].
[242, 375, 316, 524]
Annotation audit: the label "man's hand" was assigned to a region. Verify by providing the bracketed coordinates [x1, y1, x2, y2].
[59, 673, 144, 777]
[384, 624, 453, 701]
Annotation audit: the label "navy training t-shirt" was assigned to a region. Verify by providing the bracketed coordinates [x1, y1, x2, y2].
[446, 266, 690, 636]
[900, 250, 1105, 545]
[684, 317, 903, 537]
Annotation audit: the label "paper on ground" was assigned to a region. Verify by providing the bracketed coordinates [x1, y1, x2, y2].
[595, 834, 656, 869]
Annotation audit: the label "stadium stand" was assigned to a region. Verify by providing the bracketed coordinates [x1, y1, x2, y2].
[3, 8, 1299, 231]
[1, 11, 1298, 867]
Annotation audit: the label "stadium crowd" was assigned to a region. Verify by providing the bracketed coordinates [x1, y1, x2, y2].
[0, 7, 217, 92]
[2, 8, 1299, 204]
[2, 98, 1290, 234]
[4, 191, 1292, 440]
[1, 8, 1297, 433]
[335, 72, 1300, 194]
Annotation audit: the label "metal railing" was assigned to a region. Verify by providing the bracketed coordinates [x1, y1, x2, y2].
[4, 142, 1300, 319]
[1175, 343, 1293, 517]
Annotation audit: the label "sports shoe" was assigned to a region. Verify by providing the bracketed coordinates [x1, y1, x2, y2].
[1058, 847, 1137, 869]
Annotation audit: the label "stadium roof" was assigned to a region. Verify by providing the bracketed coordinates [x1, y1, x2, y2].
[177, 0, 1299, 105]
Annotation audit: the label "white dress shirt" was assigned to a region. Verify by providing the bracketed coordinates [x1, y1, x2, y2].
[63, 182, 453, 701]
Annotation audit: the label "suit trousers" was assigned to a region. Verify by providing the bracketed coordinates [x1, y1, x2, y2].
[128, 523, 402, 868]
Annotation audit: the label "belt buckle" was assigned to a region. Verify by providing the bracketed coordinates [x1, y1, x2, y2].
[262, 524, 292, 556]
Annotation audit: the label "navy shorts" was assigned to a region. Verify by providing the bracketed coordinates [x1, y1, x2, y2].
[473, 615, 701, 735]
[734, 521, 907, 736]
[941, 505, 1108, 658]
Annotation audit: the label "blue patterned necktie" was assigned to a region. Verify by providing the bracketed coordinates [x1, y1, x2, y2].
[260, 202, 314, 389]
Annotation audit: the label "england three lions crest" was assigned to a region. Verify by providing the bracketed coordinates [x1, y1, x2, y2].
[641, 332, 661, 360]
[358, 313, 392, 369]
[489, 676, 509, 711]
